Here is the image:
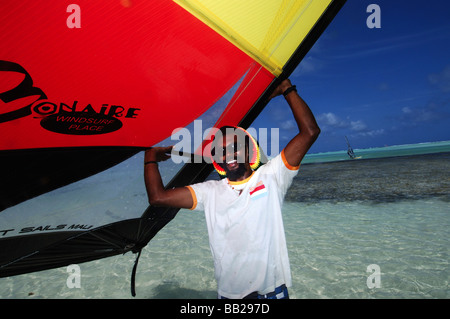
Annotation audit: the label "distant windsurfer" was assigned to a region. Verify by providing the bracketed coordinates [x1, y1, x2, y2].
[144, 79, 320, 299]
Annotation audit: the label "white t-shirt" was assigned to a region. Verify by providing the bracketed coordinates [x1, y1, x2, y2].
[187, 149, 299, 299]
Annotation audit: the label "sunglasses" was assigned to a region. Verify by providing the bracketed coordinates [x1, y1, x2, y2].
[211, 142, 244, 157]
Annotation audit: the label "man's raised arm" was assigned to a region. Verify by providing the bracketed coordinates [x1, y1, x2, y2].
[271, 79, 320, 167]
[144, 146, 194, 209]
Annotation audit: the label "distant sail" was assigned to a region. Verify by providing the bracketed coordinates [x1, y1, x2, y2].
[345, 136, 362, 160]
[345, 136, 356, 159]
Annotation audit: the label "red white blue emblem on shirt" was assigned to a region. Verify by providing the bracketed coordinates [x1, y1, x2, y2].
[249, 181, 268, 200]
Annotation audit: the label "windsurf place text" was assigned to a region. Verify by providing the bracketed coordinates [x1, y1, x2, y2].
[55, 115, 115, 132]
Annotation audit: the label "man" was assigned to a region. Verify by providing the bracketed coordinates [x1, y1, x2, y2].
[144, 79, 320, 299]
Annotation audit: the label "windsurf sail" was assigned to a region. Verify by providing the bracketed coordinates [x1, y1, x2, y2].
[345, 136, 361, 160]
[345, 136, 356, 159]
[0, 0, 347, 294]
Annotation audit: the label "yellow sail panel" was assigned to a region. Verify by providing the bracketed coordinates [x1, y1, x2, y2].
[173, 0, 332, 76]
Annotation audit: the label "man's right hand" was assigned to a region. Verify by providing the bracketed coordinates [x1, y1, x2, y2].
[145, 146, 174, 162]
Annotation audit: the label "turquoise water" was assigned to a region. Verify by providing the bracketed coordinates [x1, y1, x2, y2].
[303, 140, 450, 164]
[0, 141, 449, 298]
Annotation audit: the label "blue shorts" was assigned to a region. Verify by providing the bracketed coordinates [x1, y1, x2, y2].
[219, 284, 289, 299]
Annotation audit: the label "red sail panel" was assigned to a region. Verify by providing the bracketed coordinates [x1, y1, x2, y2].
[0, 1, 254, 150]
[215, 64, 274, 127]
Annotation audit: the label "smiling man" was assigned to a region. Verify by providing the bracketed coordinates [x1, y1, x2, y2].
[143, 79, 320, 299]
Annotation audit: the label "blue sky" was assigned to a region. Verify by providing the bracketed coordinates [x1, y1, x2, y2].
[253, 0, 450, 153]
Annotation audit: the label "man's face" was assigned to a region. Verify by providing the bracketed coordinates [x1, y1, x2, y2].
[215, 133, 249, 180]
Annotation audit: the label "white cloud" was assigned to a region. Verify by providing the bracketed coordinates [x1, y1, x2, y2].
[316, 112, 384, 138]
[399, 101, 449, 125]
[280, 119, 296, 131]
[354, 129, 385, 137]
[292, 56, 323, 77]
[402, 106, 412, 114]
[317, 112, 347, 129]
[332, 26, 450, 61]
[350, 120, 367, 132]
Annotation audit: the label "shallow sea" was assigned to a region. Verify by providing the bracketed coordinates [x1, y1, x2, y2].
[0, 141, 449, 299]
